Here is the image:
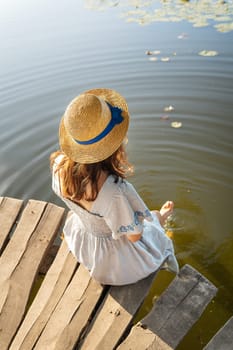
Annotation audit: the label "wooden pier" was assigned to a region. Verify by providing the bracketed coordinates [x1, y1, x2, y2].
[0, 197, 232, 349]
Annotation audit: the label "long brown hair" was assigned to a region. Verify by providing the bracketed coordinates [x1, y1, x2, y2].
[50, 144, 133, 202]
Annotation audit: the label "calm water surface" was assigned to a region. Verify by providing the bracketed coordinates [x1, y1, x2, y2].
[0, 1, 233, 348]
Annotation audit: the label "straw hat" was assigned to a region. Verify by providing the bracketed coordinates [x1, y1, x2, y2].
[59, 88, 129, 163]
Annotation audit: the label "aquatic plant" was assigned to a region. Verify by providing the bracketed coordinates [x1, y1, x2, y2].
[85, 0, 233, 32]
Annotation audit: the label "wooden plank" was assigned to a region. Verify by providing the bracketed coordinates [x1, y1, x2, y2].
[117, 265, 217, 350]
[10, 240, 78, 350]
[79, 271, 157, 350]
[33, 264, 105, 350]
[0, 197, 23, 254]
[117, 324, 173, 350]
[203, 316, 233, 350]
[0, 200, 65, 350]
[0, 200, 47, 284]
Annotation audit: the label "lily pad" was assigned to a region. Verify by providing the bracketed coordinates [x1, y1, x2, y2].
[146, 50, 161, 56]
[198, 50, 219, 56]
[214, 22, 233, 33]
[161, 57, 170, 62]
[164, 105, 174, 112]
[152, 50, 161, 55]
[171, 121, 182, 128]
[149, 57, 158, 61]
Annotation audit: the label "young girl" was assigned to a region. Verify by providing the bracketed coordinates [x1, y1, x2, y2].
[50, 88, 178, 285]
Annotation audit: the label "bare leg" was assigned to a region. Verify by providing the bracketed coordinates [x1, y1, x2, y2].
[152, 201, 174, 227]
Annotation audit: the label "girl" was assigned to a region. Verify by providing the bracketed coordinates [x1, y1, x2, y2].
[50, 88, 178, 285]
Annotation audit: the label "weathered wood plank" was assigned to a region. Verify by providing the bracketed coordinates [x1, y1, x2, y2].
[203, 316, 233, 350]
[33, 264, 105, 350]
[10, 240, 78, 350]
[0, 200, 65, 350]
[117, 265, 217, 350]
[79, 271, 157, 350]
[0, 197, 23, 254]
[117, 324, 173, 350]
[0, 200, 47, 284]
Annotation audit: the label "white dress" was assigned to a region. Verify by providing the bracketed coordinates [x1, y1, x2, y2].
[52, 156, 179, 285]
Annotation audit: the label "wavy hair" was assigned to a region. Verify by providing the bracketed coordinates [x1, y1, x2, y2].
[50, 144, 133, 202]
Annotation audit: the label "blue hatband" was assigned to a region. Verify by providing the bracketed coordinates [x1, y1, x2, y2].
[74, 103, 124, 145]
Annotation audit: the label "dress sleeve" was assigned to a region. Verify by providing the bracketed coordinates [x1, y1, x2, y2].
[103, 180, 153, 240]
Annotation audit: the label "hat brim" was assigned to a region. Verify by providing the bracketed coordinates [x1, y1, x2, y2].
[59, 88, 129, 164]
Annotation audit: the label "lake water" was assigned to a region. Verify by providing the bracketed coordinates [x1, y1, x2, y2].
[0, 0, 233, 348]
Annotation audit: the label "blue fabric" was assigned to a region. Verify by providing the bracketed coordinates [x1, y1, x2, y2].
[74, 102, 123, 145]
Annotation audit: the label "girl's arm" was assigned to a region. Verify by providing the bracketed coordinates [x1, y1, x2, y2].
[127, 232, 142, 242]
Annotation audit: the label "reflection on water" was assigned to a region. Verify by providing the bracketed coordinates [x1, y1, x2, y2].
[0, 1, 233, 349]
[86, 0, 233, 32]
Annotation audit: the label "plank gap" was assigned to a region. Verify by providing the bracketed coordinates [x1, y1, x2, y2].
[74, 284, 110, 349]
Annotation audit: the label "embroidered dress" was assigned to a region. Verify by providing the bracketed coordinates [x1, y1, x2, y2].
[52, 156, 178, 285]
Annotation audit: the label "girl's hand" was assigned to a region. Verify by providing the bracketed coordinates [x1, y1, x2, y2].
[127, 232, 142, 242]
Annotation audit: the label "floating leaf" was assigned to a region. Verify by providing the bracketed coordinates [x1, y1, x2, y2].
[149, 57, 158, 61]
[214, 22, 233, 33]
[171, 121, 182, 128]
[146, 50, 161, 56]
[192, 19, 209, 27]
[164, 105, 174, 112]
[161, 57, 170, 62]
[198, 50, 219, 56]
[152, 50, 161, 55]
